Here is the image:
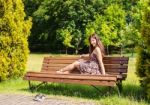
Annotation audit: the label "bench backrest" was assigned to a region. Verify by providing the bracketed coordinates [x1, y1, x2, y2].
[41, 56, 129, 79]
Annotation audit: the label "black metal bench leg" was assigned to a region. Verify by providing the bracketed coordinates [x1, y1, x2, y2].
[91, 85, 114, 96]
[28, 80, 31, 90]
[91, 85, 101, 94]
[116, 80, 122, 96]
[28, 80, 35, 92]
[108, 86, 112, 94]
[35, 82, 47, 91]
[28, 81, 47, 92]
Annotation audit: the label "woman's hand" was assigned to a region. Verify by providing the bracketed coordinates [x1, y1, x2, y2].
[80, 54, 89, 58]
[80, 54, 84, 58]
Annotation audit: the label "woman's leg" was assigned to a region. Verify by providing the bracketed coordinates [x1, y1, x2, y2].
[56, 61, 80, 74]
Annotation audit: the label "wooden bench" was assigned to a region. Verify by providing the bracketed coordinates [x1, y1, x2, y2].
[24, 56, 129, 95]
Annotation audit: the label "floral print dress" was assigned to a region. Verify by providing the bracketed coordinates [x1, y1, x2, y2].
[78, 53, 101, 75]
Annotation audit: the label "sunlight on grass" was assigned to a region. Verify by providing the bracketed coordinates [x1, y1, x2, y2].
[0, 53, 149, 105]
[26, 53, 78, 71]
[0, 78, 29, 94]
[26, 53, 50, 71]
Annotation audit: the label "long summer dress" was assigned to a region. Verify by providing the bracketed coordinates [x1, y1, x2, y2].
[78, 53, 101, 75]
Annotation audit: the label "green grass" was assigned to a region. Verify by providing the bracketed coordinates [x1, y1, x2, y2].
[0, 53, 149, 105]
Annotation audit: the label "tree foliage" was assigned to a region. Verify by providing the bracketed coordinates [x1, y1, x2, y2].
[136, 0, 150, 99]
[85, 3, 126, 54]
[24, 0, 141, 54]
[0, 0, 32, 81]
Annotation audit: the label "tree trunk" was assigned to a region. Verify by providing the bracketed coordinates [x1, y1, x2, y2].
[131, 46, 134, 57]
[75, 49, 78, 55]
[120, 46, 123, 56]
[107, 45, 109, 55]
[65, 47, 67, 54]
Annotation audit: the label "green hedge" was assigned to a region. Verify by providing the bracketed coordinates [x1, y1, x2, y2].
[0, 0, 32, 81]
[136, 0, 150, 99]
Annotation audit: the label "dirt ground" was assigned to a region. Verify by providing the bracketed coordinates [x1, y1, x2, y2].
[0, 94, 95, 105]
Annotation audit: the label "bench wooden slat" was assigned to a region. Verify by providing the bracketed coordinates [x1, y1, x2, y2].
[39, 70, 127, 78]
[103, 60, 128, 64]
[43, 59, 129, 64]
[43, 56, 129, 65]
[38, 70, 127, 80]
[26, 71, 118, 77]
[25, 76, 116, 86]
[41, 67, 128, 73]
[25, 72, 117, 81]
[44, 56, 129, 61]
[44, 56, 81, 60]
[43, 58, 129, 62]
[42, 63, 128, 69]
[43, 59, 128, 64]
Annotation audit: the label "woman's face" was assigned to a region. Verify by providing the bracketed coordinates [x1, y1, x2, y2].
[90, 37, 97, 47]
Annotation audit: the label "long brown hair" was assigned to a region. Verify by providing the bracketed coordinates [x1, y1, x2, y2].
[89, 33, 105, 57]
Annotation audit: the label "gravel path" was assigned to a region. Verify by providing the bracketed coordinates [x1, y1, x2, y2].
[0, 94, 95, 105]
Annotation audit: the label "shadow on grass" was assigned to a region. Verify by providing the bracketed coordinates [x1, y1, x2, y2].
[21, 82, 117, 99]
[21, 82, 149, 104]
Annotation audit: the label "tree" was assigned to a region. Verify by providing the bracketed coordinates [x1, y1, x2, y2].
[85, 4, 126, 54]
[24, 0, 141, 54]
[136, 0, 150, 99]
[0, 0, 32, 81]
[120, 0, 141, 55]
[23, 0, 44, 17]
[57, 28, 73, 54]
[31, 0, 98, 53]
[122, 24, 141, 56]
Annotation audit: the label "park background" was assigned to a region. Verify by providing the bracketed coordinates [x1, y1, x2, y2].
[0, 0, 150, 105]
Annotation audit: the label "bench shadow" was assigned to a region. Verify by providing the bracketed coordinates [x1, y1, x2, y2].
[20, 82, 149, 104]
[21, 82, 116, 99]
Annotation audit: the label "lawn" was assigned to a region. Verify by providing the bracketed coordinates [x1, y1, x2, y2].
[0, 53, 149, 105]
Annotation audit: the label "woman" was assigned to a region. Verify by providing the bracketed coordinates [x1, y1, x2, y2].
[56, 33, 106, 75]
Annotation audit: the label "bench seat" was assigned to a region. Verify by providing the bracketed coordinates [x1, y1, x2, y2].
[25, 71, 118, 86]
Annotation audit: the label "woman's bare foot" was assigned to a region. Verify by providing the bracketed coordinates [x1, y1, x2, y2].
[56, 69, 70, 74]
[56, 69, 63, 74]
[63, 71, 70, 74]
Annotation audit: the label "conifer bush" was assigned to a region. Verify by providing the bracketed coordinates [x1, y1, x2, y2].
[0, 0, 32, 81]
[136, 0, 150, 99]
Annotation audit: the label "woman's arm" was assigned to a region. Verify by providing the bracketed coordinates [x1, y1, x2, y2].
[95, 47, 106, 75]
[80, 54, 89, 58]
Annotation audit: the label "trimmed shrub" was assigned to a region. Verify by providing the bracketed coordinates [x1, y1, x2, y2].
[136, 0, 150, 99]
[0, 0, 32, 81]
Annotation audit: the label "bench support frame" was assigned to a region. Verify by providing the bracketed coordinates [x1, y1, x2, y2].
[28, 81, 47, 92]
[116, 80, 122, 96]
[28, 80, 122, 96]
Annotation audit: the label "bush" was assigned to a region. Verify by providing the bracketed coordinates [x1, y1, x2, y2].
[136, 0, 150, 99]
[0, 0, 32, 81]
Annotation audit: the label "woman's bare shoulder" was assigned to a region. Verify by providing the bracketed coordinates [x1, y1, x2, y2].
[95, 47, 101, 52]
